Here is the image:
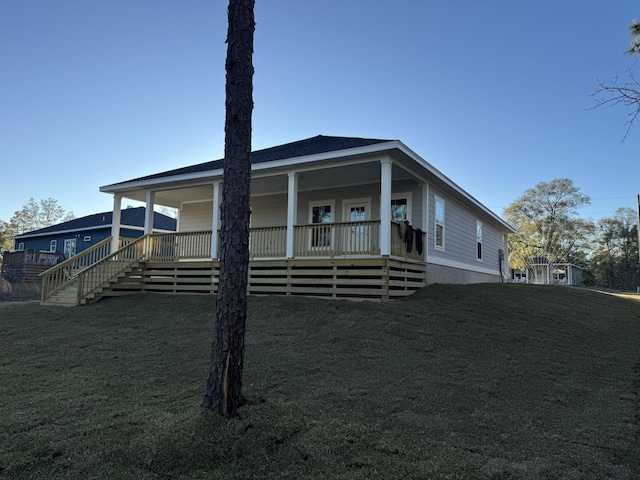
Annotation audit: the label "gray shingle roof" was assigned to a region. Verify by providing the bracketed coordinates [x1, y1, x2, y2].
[120, 135, 392, 184]
[14, 207, 177, 239]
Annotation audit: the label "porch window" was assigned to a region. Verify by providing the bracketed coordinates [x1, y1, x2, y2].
[50, 240, 57, 252]
[309, 201, 334, 249]
[391, 192, 412, 222]
[435, 196, 445, 250]
[476, 221, 482, 260]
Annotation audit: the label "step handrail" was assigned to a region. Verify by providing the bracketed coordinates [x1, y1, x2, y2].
[76, 235, 149, 301]
[40, 237, 113, 302]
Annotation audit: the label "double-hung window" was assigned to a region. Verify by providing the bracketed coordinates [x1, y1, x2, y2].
[50, 240, 57, 252]
[435, 196, 445, 250]
[476, 221, 483, 260]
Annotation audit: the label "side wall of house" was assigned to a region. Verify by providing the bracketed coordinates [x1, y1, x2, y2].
[426, 185, 506, 284]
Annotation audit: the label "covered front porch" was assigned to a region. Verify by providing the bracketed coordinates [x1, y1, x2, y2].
[40, 221, 425, 305]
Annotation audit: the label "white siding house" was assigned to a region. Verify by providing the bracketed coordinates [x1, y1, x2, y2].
[41, 135, 515, 305]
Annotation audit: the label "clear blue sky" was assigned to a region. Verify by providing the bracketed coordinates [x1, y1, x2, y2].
[1, 1, 638, 224]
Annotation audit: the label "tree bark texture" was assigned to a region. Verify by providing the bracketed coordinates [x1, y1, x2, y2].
[202, 0, 255, 417]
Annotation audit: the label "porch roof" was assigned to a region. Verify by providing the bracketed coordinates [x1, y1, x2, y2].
[100, 135, 515, 234]
[104, 135, 390, 187]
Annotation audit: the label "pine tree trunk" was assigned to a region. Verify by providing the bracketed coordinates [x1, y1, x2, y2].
[202, 0, 255, 417]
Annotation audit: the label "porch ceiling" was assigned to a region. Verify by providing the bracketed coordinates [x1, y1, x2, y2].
[119, 160, 417, 208]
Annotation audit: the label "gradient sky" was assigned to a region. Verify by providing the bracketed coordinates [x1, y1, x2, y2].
[1, 1, 638, 225]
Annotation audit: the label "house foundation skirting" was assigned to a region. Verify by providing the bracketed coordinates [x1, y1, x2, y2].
[95, 258, 426, 302]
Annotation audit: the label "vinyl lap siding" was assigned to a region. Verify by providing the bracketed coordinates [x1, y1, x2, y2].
[250, 194, 287, 228]
[180, 202, 213, 232]
[427, 187, 503, 278]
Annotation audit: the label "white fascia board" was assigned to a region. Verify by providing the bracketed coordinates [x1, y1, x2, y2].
[394, 142, 515, 234]
[100, 168, 225, 194]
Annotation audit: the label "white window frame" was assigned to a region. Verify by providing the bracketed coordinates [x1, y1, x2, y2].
[308, 200, 335, 250]
[84, 236, 91, 242]
[476, 220, 483, 261]
[50, 240, 57, 252]
[391, 191, 412, 223]
[342, 197, 371, 222]
[17, 242, 25, 251]
[434, 195, 445, 251]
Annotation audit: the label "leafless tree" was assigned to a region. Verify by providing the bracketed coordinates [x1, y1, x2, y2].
[591, 19, 640, 141]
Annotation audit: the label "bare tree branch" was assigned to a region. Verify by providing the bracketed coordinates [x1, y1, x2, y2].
[590, 68, 640, 142]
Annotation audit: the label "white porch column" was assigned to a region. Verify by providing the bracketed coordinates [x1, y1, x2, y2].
[286, 172, 298, 258]
[211, 181, 221, 259]
[110, 194, 122, 253]
[380, 159, 392, 256]
[144, 191, 155, 235]
[422, 183, 429, 261]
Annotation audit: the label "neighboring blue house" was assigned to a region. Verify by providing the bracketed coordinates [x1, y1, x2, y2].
[13, 207, 177, 258]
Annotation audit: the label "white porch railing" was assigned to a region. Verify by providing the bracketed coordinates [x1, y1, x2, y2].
[143, 222, 425, 261]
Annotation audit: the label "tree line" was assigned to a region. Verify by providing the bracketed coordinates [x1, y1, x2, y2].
[504, 178, 639, 291]
[0, 198, 74, 252]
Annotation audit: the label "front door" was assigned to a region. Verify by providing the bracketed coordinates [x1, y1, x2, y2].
[343, 199, 370, 254]
[63, 239, 76, 259]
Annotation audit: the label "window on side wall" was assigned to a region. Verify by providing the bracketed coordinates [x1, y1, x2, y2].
[435, 196, 445, 250]
[17, 242, 25, 251]
[50, 240, 57, 252]
[476, 221, 483, 261]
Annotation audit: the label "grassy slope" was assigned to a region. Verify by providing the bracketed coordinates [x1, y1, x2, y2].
[0, 284, 639, 479]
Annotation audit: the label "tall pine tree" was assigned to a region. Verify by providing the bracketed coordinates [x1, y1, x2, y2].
[202, 0, 255, 417]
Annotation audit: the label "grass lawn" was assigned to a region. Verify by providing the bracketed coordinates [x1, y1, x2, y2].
[1, 284, 639, 479]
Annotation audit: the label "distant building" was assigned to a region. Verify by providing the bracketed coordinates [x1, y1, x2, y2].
[12, 207, 176, 258]
[512, 258, 583, 286]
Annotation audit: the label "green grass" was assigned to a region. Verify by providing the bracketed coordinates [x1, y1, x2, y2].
[1, 284, 639, 479]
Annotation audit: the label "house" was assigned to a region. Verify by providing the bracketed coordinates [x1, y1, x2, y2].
[512, 259, 583, 286]
[40, 135, 515, 306]
[2, 208, 175, 283]
[13, 207, 177, 257]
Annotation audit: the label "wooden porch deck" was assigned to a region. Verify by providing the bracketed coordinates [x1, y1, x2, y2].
[40, 221, 426, 305]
